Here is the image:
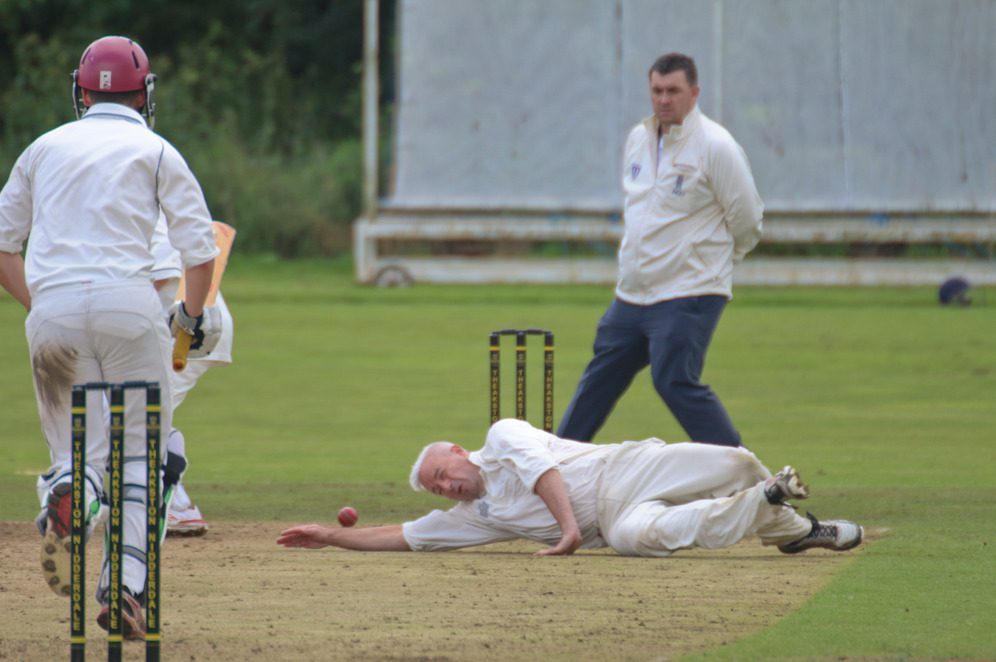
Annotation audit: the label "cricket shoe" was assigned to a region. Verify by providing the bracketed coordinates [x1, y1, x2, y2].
[764, 465, 809, 505]
[96, 588, 147, 641]
[166, 504, 209, 537]
[39, 482, 105, 597]
[779, 512, 864, 554]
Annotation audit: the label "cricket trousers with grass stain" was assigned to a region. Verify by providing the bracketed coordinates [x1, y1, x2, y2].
[27, 278, 173, 595]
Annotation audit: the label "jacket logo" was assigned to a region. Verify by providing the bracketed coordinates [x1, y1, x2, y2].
[672, 174, 685, 196]
[630, 163, 641, 180]
[477, 500, 490, 518]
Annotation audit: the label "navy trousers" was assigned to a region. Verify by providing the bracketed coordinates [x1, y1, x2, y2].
[557, 296, 741, 445]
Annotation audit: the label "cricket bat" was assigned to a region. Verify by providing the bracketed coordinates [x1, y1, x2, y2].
[172, 221, 237, 371]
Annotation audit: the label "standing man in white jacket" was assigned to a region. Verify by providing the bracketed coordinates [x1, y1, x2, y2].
[558, 52, 763, 446]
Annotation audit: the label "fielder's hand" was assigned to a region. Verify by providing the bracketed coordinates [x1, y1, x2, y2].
[534, 527, 583, 557]
[276, 525, 333, 549]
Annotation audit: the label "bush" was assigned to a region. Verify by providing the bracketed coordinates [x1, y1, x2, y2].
[0, 3, 382, 257]
[183, 119, 362, 257]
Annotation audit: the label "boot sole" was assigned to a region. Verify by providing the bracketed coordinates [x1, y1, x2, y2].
[40, 530, 73, 597]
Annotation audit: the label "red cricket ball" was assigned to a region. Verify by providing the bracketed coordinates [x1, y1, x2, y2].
[337, 506, 358, 527]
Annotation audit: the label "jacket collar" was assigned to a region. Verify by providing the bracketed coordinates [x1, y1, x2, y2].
[645, 104, 701, 142]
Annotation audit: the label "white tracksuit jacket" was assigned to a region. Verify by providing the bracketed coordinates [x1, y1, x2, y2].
[616, 105, 764, 304]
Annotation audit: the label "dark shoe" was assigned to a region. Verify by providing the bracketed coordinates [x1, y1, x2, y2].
[96, 589, 147, 641]
[764, 466, 809, 505]
[779, 512, 864, 554]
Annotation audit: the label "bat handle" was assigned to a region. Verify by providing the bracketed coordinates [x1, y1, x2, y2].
[172, 330, 193, 372]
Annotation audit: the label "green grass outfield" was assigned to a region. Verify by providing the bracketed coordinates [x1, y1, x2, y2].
[2, 256, 994, 660]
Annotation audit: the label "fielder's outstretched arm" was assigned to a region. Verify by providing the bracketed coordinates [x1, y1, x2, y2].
[277, 524, 411, 552]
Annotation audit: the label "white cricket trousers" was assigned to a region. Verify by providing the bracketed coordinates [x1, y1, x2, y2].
[155, 278, 233, 513]
[27, 279, 173, 596]
[597, 442, 812, 557]
[168, 291, 233, 408]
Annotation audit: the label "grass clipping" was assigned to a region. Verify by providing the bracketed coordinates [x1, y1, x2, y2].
[1, 521, 857, 661]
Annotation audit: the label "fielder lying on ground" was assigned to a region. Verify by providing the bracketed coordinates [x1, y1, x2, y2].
[277, 419, 863, 557]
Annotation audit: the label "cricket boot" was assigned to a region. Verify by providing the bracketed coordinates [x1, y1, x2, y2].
[778, 512, 864, 553]
[39, 481, 106, 597]
[764, 465, 809, 506]
[96, 587, 147, 641]
[167, 502, 209, 537]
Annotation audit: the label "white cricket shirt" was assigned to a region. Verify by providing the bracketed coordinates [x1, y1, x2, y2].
[402, 419, 618, 551]
[150, 212, 183, 282]
[0, 103, 217, 297]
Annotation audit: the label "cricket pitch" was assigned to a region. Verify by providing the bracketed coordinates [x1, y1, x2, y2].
[0, 520, 861, 660]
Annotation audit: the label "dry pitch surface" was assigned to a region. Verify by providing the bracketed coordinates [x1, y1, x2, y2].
[0, 521, 860, 661]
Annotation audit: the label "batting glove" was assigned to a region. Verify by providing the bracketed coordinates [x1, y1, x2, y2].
[169, 302, 222, 357]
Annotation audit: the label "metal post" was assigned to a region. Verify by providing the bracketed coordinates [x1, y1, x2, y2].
[144, 383, 161, 662]
[70, 386, 87, 662]
[543, 332, 554, 433]
[490, 329, 555, 430]
[515, 332, 527, 420]
[489, 332, 501, 425]
[107, 385, 125, 662]
[362, 0, 380, 221]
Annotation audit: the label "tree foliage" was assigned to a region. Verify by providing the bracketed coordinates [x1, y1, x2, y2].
[0, 0, 395, 256]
